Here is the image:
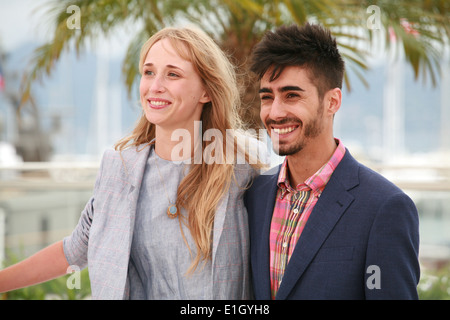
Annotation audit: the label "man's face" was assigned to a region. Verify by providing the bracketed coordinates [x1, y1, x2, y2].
[259, 66, 325, 156]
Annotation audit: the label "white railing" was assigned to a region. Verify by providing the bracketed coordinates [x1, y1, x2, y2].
[3, 161, 449, 190]
[0, 162, 99, 190]
[372, 163, 450, 191]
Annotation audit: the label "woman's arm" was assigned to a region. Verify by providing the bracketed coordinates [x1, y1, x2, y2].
[0, 240, 70, 293]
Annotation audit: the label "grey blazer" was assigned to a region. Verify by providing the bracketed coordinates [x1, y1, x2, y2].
[63, 144, 257, 299]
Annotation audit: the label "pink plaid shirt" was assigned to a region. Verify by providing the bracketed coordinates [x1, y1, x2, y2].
[269, 139, 346, 299]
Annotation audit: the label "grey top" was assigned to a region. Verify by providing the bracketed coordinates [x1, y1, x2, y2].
[128, 147, 212, 299]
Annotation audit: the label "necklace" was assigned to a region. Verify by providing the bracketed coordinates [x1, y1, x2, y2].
[154, 156, 179, 219]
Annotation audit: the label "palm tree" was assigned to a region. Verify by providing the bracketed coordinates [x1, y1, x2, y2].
[20, 0, 450, 130]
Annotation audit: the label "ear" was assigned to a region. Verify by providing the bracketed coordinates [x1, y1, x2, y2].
[199, 90, 211, 104]
[325, 88, 341, 115]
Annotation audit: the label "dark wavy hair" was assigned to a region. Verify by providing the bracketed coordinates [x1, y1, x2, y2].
[250, 23, 345, 98]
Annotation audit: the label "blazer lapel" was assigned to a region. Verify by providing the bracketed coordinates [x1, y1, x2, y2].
[275, 151, 359, 300]
[124, 145, 152, 217]
[124, 145, 152, 245]
[254, 167, 280, 300]
[116, 144, 151, 298]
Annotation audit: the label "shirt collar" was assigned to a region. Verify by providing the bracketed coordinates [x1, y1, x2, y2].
[277, 138, 346, 197]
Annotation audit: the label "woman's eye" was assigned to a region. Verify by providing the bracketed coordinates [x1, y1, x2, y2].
[168, 72, 180, 78]
[144, 70, 154, 76]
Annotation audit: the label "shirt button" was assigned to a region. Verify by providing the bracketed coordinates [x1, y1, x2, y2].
[282, 242, 288, 248]
[293, 208, 299, 214]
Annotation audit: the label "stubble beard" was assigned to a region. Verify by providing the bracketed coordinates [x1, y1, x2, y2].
[271, 104, 325, 156]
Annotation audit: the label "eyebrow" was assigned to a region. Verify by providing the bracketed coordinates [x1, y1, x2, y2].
[258, 86, 305, 94]
[143, 63, 184, 71]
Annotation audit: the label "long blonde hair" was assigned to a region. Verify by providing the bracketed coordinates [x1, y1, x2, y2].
[115, 26, 257, 272]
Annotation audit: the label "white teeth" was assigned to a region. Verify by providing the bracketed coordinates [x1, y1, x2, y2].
[273, 126, 296, 135]
[150, 100, 169, 106]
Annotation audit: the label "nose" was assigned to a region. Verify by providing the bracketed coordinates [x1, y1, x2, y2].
[149, 75, 166, 93]
[267, 97, 288, 121]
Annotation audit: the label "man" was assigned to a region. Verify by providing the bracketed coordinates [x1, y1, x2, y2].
[244, 23, 420, 300]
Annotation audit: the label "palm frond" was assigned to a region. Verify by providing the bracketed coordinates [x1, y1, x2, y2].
[20, 0, 449, 128]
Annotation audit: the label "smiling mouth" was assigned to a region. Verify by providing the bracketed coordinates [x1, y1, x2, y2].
[148, 99, 171, 108]
[271, 125, 298, 135]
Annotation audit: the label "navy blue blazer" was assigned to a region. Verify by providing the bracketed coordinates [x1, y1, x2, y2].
[244, 149, 420, 299]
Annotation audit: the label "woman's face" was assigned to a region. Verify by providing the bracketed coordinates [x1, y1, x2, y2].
[139, 38, 210, 132]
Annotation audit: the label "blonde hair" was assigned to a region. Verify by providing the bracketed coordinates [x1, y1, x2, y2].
[115, 26, 257, 273]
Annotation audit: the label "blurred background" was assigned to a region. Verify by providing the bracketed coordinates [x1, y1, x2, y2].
[0, 0, 449, 299]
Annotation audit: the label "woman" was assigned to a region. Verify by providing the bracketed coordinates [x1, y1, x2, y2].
[0, 26, 265, 299]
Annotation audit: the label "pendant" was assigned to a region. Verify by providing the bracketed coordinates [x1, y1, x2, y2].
[167, 204, 179, 219]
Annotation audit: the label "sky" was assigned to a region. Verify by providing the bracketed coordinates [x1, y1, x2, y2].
[0, 0, 133, 57]
[0, 0, 49, 51]
[0, 0, 140, 159]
